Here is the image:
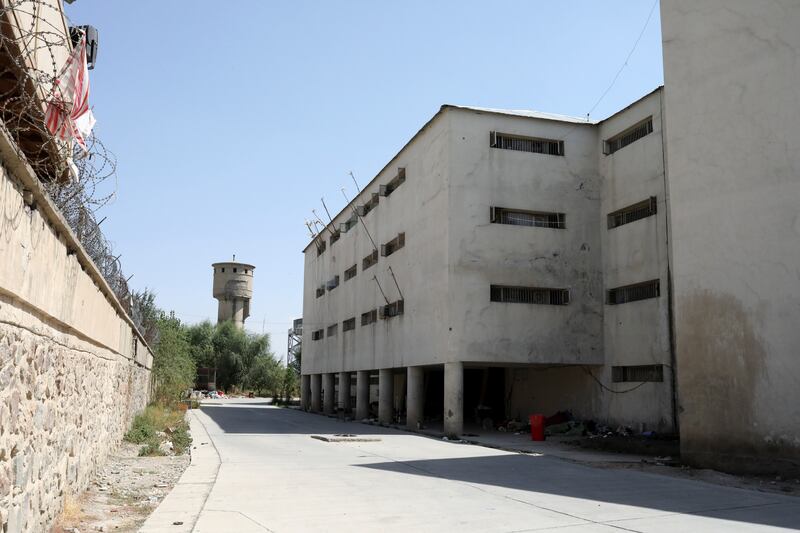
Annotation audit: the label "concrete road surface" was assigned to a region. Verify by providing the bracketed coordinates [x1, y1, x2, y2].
[144, 399, 800, 532]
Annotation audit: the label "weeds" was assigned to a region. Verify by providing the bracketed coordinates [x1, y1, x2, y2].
[124, 403, 192, 456]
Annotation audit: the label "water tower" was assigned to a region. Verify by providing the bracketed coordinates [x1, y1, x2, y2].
[212, 257, 255, 329]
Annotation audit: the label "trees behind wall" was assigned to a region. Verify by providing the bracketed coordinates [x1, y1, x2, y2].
[131, 289, 298, 400]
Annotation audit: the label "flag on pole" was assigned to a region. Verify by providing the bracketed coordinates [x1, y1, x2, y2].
[45, 32, 95, 151]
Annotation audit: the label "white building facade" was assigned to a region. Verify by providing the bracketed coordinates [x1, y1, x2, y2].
[302, 90, 675, 437]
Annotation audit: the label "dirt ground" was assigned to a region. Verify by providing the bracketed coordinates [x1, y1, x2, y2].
[53, 441, 189, 533]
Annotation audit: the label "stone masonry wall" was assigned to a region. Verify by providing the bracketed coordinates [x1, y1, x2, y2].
[0, 127, 153, 532]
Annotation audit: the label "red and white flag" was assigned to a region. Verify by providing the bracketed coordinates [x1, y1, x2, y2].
[45, 32, 95, 151]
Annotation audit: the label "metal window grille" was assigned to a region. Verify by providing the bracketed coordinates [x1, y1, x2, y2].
[362, 249, 378, 270]
[360, 193, 379, 217]
[311, 329, 324, 341]
[315, 286, 325, 298]
[381, 233, 406, 257]
[342, 317, 356, 332]
[489, 285, 570, 305]
[380, 167, 406, 197]
[490, 132, 564, 156]
[344, 264, 357, 281]
[340, 213, 358, 233]
[361, 309, 377, 326]
[607, 279, 660, 305]
[608, 197, 657, 229]
[316, 239, 327, 256]
[604, 118, 653, 155]
[612, 365, 663, 383]
[379, 299, 404, 319]
[327, 324, 338, 337]
[330, 230, 341, 244]
[491, 207, 565, 229]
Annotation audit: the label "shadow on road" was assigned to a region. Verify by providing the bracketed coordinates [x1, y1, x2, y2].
[199, 402, 399, 436]
[357, 455, 800, 530]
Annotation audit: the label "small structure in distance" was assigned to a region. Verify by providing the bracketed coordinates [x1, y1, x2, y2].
[212, 256, 255, 329]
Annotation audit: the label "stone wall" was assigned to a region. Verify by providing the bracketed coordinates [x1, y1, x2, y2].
[0, 126, 153, 532]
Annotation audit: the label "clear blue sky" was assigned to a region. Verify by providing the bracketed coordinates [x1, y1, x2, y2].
[64, 1, 663, 361]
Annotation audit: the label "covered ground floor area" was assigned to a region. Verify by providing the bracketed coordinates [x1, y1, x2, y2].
[301, 363, 585, 438]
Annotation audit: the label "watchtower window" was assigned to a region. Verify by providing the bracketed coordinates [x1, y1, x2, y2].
[233, 268, 237, 273]
[221, 268, 225, 273]
[607, 279, 660, 305]
[490, 285, 570, 305]
[490, 132, 564, 156]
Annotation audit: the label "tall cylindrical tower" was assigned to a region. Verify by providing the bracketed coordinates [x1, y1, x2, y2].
[212, 260, 255, 329]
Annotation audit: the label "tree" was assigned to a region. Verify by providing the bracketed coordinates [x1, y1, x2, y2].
[152, 313, 195, 403]
[131, 289, 160, 345]
[246, 355, 283, 397]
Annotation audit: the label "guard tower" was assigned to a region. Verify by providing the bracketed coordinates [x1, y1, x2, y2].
[212, 258, 255, 329]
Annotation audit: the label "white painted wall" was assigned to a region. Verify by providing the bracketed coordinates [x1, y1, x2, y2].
[662, 0, 800, 470]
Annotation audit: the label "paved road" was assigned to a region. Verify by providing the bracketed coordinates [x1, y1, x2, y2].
[151, 399, 800, 532]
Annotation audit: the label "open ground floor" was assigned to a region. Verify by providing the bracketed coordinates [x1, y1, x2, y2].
[301, 362, 674, 439]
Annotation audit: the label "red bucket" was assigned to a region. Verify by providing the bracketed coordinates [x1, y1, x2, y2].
[529, 414, 545, 441]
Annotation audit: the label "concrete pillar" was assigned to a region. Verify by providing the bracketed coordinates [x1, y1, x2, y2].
[379, 368, 394, 425]
[300, 374, 311, 411]
[444, 362, 463, 438]
[338, 372, 352, 413]
[310, 374, 321, 412]
[356, 370, 370, 420]
[323, 373, 335, 415]
[407, 366, 424, 430]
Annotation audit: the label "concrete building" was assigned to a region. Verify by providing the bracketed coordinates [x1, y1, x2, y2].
[212, 259, 255, 329]
[302, 91, 675, 438]
[302, 0, 800, 472]
[661, 0, 800, 473]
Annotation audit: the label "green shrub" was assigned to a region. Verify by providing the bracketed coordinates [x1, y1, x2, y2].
[138, 436, 163, 457]
[125, 413, 156, 444]
[171, 425, 192, 454]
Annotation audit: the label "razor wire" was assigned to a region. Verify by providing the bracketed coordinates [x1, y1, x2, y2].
[0, 0, 132, 314]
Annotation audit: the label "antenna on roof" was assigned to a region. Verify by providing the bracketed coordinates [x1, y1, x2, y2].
[372, 275, 390, 305]
[387, 266, 404, 301]
[349, 171, 361, 193]
[341, 188, 378, 252]
[320, 198, 335, 227]
[311, 209, 335, 237]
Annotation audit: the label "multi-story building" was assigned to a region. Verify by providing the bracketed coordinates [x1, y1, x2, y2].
[302, 0, 800, 472]
[302, 88, 674, 437]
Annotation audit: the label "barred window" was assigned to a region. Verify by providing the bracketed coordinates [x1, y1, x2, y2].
[339, 213, 358, 233]
[381, 233, 405, 257]
[343, 317, 356, 332]
[607, 279, 660, 305]
[612, 365, 663, 383]
[311, 329, 324, 341]
[491, 207, 565, 229]
[327, 324, 338, 337]
[329, 230, 341, 245]
[316, 239, 327, 256]
[608, 197, 657, 229]
[604, 117, 653, 155]
[380, 167, 406, 197]
[344, 264, 357, 281]
[357, 193, 379, 217]
[362, 249, 378, 270]
[379, 299, 404, 319]
[361, 309, 377, 326]
[490, 132, 564, 156]
[490, 285, 570, 305]
[315, 285, 325, 298]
